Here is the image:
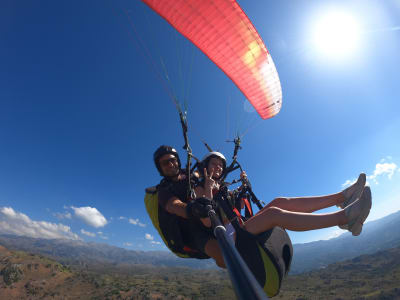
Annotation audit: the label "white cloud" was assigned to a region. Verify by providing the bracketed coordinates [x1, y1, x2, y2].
[342, 159, 398, 188]
[80, 229, 96, 237]
[145, 233, 154, 241]
[123, 242, 133, 247]
[0, 207, 80, 240]
[71, 206, 107, 228]
[368, 162, 398, 184]
[128, 218, 146, 227]
[119, 216, 126, 220]
[151, 241, 161, 245]
[342, 178, 356, 188]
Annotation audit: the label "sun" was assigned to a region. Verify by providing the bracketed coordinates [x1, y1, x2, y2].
[311, 11, 361, 58]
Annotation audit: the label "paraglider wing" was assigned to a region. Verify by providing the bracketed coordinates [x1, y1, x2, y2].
[142, 0, 282, 120]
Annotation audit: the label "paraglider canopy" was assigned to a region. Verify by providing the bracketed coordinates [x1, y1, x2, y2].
[142, 0, 282, 120]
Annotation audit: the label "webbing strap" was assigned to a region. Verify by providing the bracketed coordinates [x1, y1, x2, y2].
[243, 197, 253, 218]
[233, 208, 244, 225]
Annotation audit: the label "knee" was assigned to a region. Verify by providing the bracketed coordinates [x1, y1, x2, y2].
[204, 239, 226, 268]
[263, 206, 285, 225]
[266, 206, 284, 215]
[211, 251, 226, 269]
[269, 197, 289, 207]
[215, 257, 226, 269]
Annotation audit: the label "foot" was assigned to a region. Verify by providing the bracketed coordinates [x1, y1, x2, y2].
[338, 173, 366, 209]
[337, 173, 366, 229]
[336, 173, 367, 230]
[344, 186, 372, 236]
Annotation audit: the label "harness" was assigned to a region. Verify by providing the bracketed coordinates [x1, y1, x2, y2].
[144, 181, 209, 259]
[215, 182, 293, 298]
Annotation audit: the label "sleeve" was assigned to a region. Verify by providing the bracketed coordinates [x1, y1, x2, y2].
[157, 185, 174, 210]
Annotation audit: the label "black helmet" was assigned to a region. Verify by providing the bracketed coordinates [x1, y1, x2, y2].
[153, 145, 181, 176]
[199, 151, 227, 179]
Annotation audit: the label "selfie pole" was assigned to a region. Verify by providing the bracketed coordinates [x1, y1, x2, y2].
[207, 207, 268, 300]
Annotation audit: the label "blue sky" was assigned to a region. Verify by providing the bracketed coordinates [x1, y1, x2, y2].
[1, 0, 399, 251]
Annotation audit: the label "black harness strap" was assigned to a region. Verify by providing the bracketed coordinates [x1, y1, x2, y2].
[177, 107, 196, 200]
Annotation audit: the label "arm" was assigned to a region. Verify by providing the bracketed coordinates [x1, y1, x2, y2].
[163, 189, 213, 222]
[158, 186, 190, 219]
[165, 196, 189, 219]
[194, 185, 212, 227]
[194, 173, 214, 199]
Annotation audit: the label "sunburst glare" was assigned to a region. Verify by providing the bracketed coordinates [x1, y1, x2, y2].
[311, 11, 362, 59]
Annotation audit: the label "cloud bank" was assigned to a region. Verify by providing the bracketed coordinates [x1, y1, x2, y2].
[0, 207, 80, 240]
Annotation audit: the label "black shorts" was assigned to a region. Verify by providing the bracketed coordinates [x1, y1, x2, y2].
[179, 219, 214, 254]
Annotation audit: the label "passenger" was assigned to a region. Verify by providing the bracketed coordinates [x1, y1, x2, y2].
[194, 152, 371, 239]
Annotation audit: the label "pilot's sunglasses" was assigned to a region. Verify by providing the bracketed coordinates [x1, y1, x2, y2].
[160, 157, 178, 167]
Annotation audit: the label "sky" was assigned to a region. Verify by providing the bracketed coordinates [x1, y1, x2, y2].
[1, 0, 399, 251]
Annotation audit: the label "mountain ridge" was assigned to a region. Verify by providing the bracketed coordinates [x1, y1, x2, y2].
[1, 210, 399, 273]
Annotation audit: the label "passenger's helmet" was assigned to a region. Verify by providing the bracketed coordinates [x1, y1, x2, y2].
[199, 151, 227, 178]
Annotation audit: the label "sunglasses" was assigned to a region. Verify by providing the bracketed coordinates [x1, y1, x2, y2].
[160, 157, 178, 167]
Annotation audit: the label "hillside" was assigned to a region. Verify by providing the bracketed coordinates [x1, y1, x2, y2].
[0, 234, 216, 270]
[278, 246, 400, 299]
[291, 210, 400, 273]
[0, 245, 99, 299]
[0, 245, 234, 299]
[1, 210, 400, 275]
[1, 244, 400, 299]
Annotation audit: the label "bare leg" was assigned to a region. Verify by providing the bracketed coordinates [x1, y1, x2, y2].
[261, 192, 345, 214]
[260, 173, 366, 214]
[204, 239, 226, 268]
[245, 206, 348, 235]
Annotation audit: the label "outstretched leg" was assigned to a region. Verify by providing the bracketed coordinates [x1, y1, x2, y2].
[246, 207, 347, 234]
[264, 192, 344, 213]
[261, 173, 366, 213]
[244, 187, 371, 235]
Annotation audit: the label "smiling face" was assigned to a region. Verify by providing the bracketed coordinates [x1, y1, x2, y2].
[207, 157, 225, 179]
[159, 154, 180, 178]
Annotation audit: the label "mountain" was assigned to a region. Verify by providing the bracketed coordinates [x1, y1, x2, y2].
[0, 210, 399, 274]
[0, 234, 216, 270]
[290, 210, 400, 274]
[279, 245, 400, 299]
[0, 245, 234, 299]
[1, 239, 399, 299]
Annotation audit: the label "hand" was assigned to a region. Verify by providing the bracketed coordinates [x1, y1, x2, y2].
[204, 168, 216, 188]
[186, 197, 214, 219]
